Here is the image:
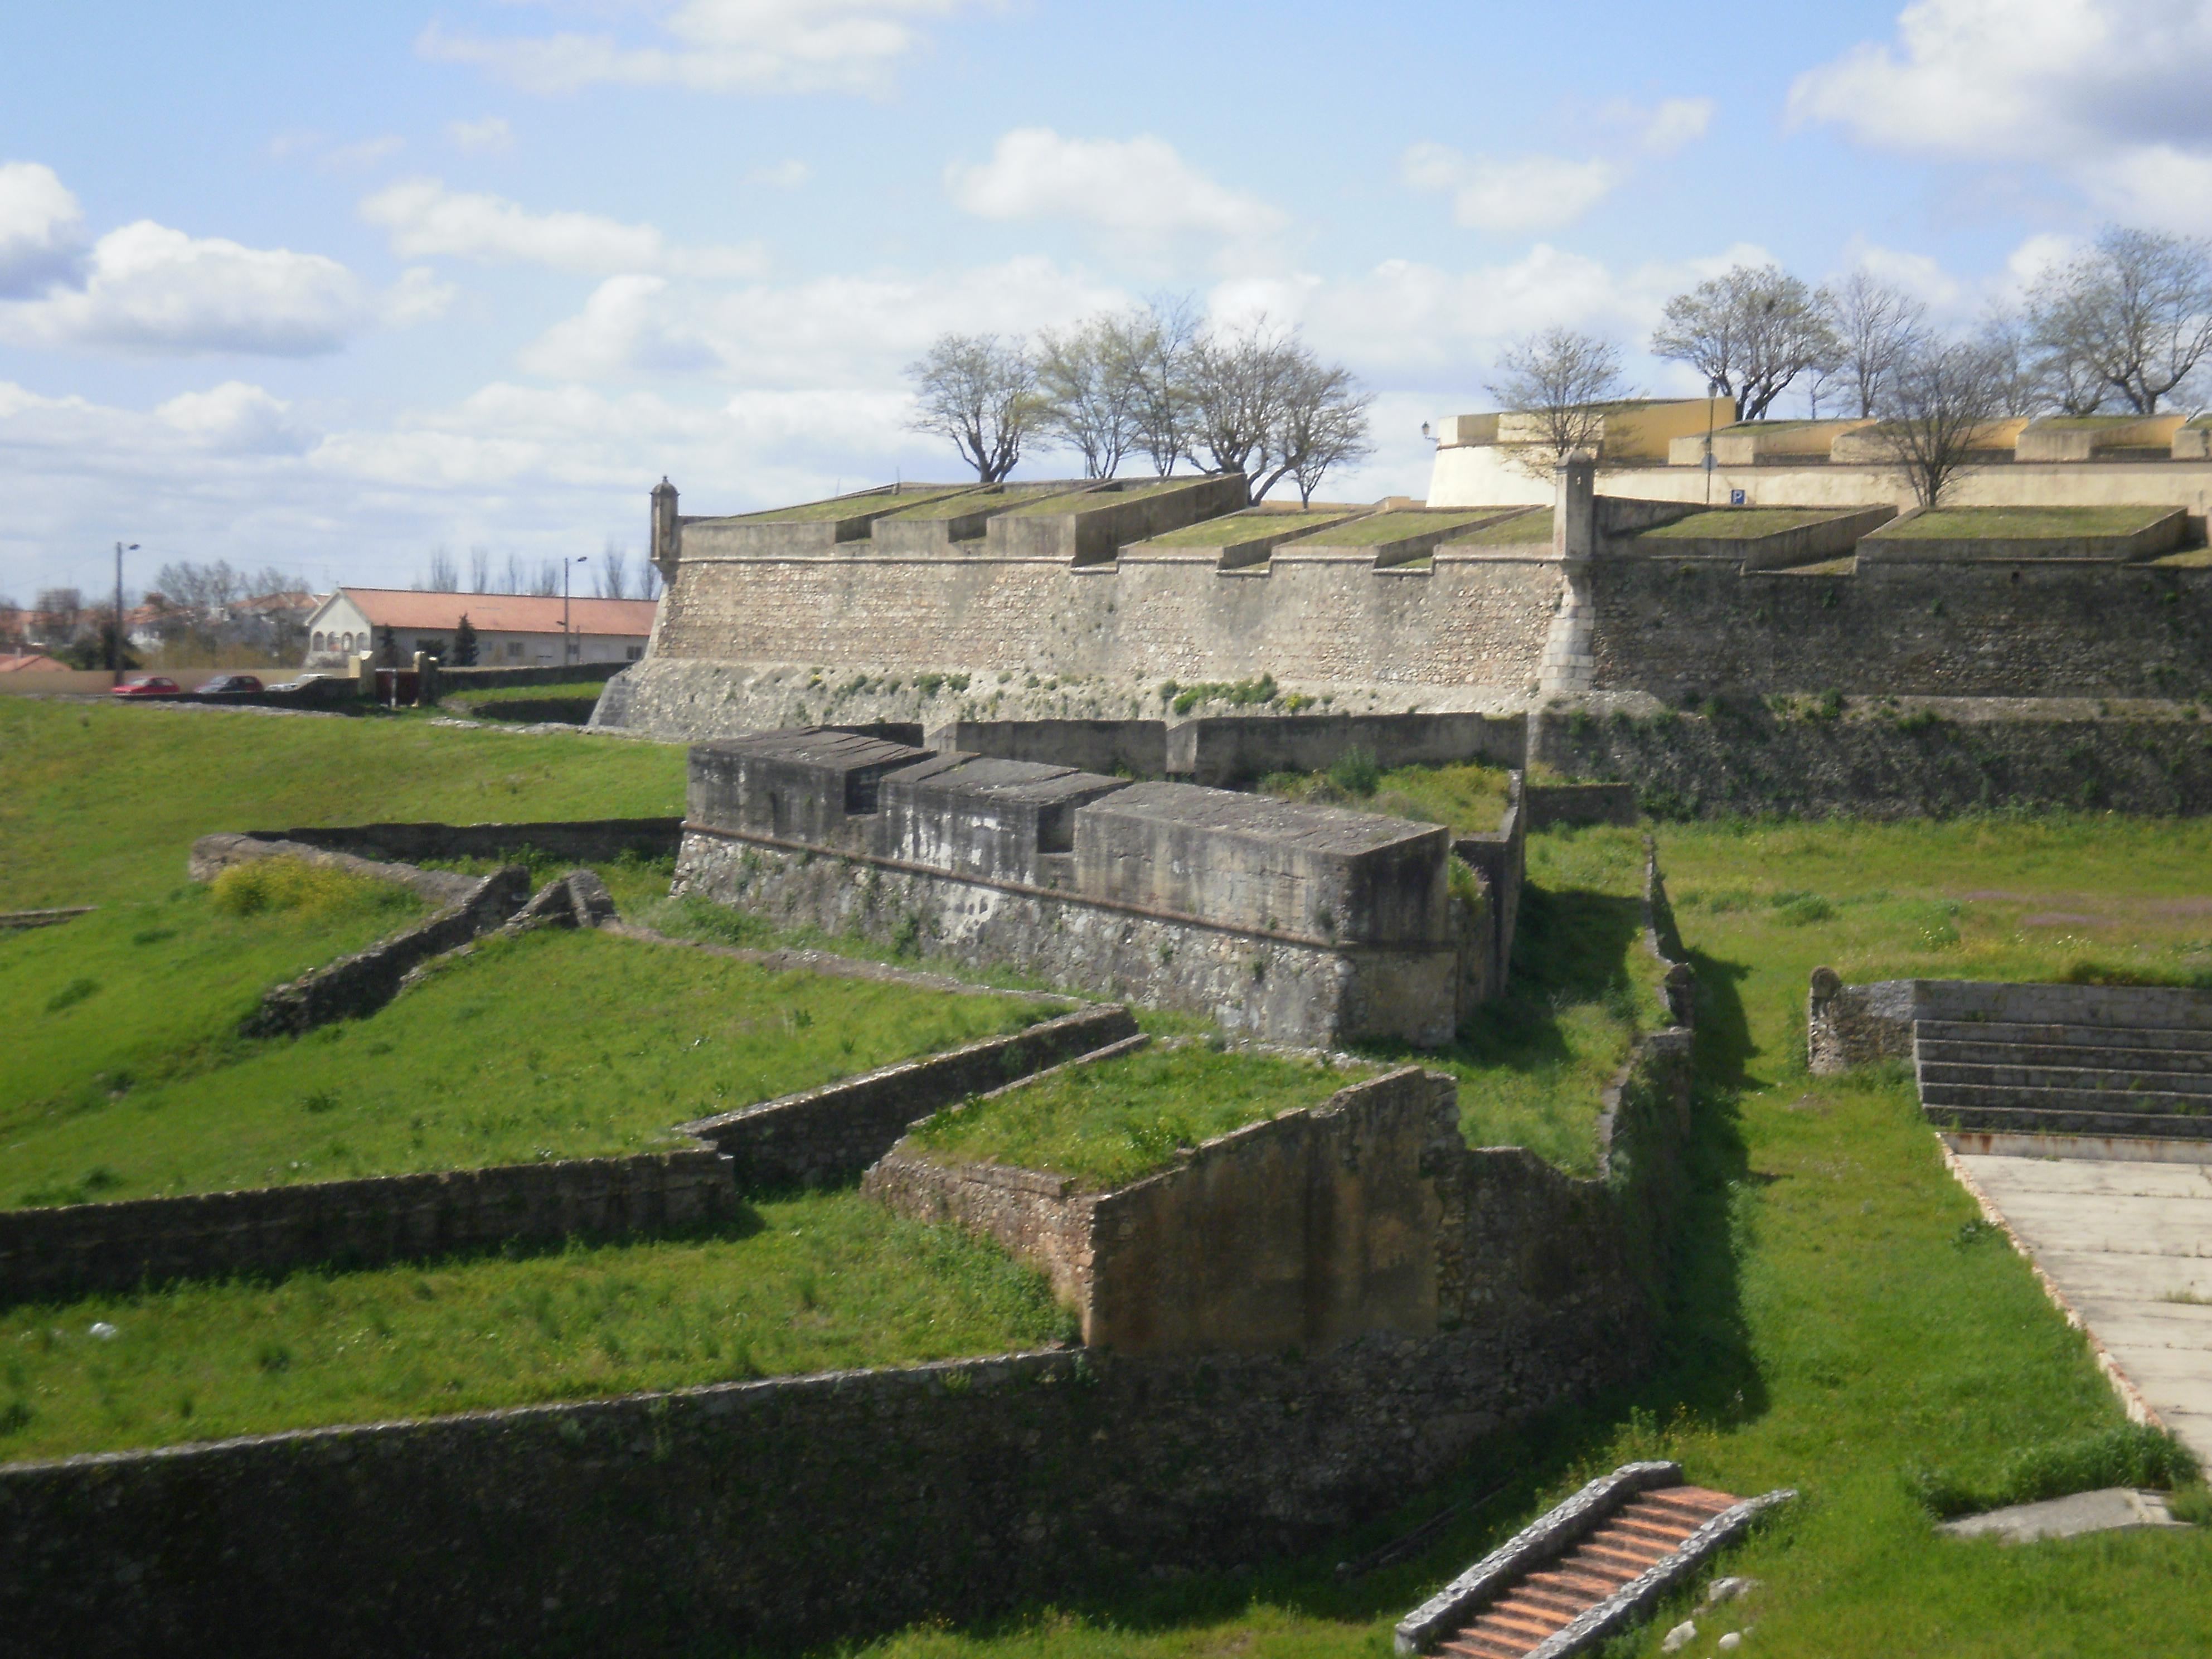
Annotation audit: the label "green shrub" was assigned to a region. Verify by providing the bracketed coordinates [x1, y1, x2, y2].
[1327, 744, 1382, 797]
[208, 857, 414, 923]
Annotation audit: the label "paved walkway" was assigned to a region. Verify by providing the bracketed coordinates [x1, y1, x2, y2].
[1956, 1151, 2212, 1463]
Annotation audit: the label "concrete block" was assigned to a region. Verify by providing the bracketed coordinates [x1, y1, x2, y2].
[688, 727, 932, 848]
[876, 753, 1128, 886]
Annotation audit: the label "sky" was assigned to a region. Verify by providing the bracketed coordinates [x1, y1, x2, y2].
[5, 0, 2211, 599]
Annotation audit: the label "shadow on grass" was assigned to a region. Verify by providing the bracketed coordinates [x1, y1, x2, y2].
[752, 938, 1768, 1659]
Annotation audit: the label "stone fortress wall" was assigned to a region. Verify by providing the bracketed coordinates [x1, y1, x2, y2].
[673, 726, 1507, 1047]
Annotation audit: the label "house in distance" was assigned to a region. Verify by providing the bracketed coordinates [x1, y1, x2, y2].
[302, 589, 658, 669]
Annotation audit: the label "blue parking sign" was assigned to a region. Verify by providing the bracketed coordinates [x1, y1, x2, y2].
[1729, 488, 1747, 506]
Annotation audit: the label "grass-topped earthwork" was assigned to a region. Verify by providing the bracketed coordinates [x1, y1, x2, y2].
[0, 696, 684, 909]
[1638, 508, 1848, 541]
[717, 485, 970, 523]
[831, 812, 2212, 1659]
[907, 1044, 1372, 1190]
[3, 923, 1045, 1207]
[0, 1189, 1073, 1462]
[1131, 507, 1364, 549]
[1433, 506, 1550, 547]
[1260, 757, 1515, 837]
[440, 679, 613, 724]
[996, 479, 1194, 517]
[1301, 510, 1504, 547]
[1873, 504, 2175, 539]
[875, 482, 1076, 522]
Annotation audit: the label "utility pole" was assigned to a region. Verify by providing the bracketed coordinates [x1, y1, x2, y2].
[113, 541, 138, 686]
[564, 555, 589, 666]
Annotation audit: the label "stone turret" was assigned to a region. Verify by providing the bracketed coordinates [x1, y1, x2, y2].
[650, 477, 680, 582]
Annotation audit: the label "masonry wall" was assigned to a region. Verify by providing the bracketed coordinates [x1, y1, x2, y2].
[1583, 557, 2212, 701]
[1533, 702, 2212, 818]
[673, 830, 1458, 1047]
[244, 818, 684, 866]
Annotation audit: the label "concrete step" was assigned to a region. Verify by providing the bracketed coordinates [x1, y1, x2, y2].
[1917, 1037, 2212, 1075]
[1918, 1061, 2212, 1097]
[1919, 1081, 2212, 1118]
[1923, 1102, 2212, 1140]
[1918, 1020, 2212, 1054]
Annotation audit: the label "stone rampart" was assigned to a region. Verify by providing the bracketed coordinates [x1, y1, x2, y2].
[228, 818, 683, 867]
[1807, 973, 2212, 1073]
[1167, 711, 1527, 785]
[1533, 701, 2212, 818]
[673, 1005, 1139, 1189]
[0, 1149, 733, 1304]
[1523, 782, 1638, 829]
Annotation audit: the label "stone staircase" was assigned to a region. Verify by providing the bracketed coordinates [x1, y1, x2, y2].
[1917, 1014, 2212, 1141]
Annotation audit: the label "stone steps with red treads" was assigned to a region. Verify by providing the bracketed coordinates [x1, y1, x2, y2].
[1422, 1483, 1743, 1659]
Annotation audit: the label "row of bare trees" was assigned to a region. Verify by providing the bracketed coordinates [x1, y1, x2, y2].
[411, 542, 660, 600]
[906, 300, 1375, 504]
[1493, 226, 2212, 506]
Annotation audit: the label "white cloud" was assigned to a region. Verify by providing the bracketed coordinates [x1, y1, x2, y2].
[520, 255, 1128, 384]
[156, 382, 320, 455]
[448, 116, 515, 154]
[1400, 99, 1710, 234]
[265, 131, 405, 171]
[747, 158, 812, 188]
[0, 220, 428, 356]
[417, 0, 1000, 97]
[0, 162, 89, 297]
[1399, 144, 1619, 233]
[945, 129, 1287, 258]
[1790, 0, 2212, 231]
[359, 177, 766, 278]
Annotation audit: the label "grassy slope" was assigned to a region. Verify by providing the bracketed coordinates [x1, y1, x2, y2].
[1259, 760, 1514, 837]
[1437, 507, 1549, 547]
[910, 1045, 1368, 1189]
[1883, 506, 2170, 538]
[0, 1190, 1073, 1461]
[1306, 511, 1495, 547]
[1136, 511, 1359, 549]
[0, 698, 685, 908]
[3, 925, 1037, 1205]
[1640, 508, 1840, 540]
[827, 815, 2212, 1659]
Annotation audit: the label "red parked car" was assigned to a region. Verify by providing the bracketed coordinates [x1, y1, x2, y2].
[109, 677, 180, 698]
[193, 673, 263, 696]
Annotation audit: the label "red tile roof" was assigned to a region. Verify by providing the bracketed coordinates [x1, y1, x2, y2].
[0, 653, 71, 673]
[332, 589, 658, 637]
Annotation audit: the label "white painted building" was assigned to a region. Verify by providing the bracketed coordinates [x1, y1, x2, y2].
[302, 589, 659, 668]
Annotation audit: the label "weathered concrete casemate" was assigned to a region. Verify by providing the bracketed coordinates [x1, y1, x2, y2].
[676, 727, 1490, 1046]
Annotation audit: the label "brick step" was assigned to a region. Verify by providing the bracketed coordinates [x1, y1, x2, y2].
[1918, 1081, 2212, 1117]
[1917, 1060, 2212, 1095]
[1922, 1102, 2212, 1141]
[1917, 1020, 2212, 1053]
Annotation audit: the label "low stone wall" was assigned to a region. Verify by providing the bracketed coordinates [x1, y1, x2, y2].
[673, 827, 1461, 1047]
[1534, 701, 2212, 818]
[0, 1322, 1642, 1659]
[1452, 777, 1526, 994]
[675, 1005, 1139, 1189]
[1167, 711, 1527, 786]
[0, 1149, 733, 1304]
[1859, 507, 2187, 565]
[190, 831, 481, 905]
[1522, 782, 1637, 830]
[929, 717, 1170, 778]
[236, 818, 683, 866]
[428, 661, 630, 699]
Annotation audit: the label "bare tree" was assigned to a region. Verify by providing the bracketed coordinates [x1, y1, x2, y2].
[1185, 317, 1304, 487]
[905, 333, 1040, 482]
[468, 545, 492, 593]
[1867, 333, 2008, 507]
[416, 549, 460, 592]
[1826, 270, 1925, 418]
[1035, 316, 1141, 479]
[641, 557, 663, 600]
[501, 551, 527, 595]
[531, 560, 561, 597]
[1123, 295, 1200, 477]
[1652, 264, 1841, 421]
[595, 542, 633, 599]
[2027, 227, 2212, 414]
[1485, 327, 1631, 473]
[1280, 360, 1374, 505]
[33, 587, 84, 647]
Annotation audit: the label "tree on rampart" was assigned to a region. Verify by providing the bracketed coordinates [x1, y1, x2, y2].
[2026, 228, 2212, 415]
[1866, 332, 2008, 508]
[1651, 265, 1841, 421]
[905, 334, 1040, 482]
[1485, 327, 1629, 474]
[1826, 271, 1925, 419]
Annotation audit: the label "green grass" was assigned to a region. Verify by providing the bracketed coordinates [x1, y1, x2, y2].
[1639, 508, 1844, 541]
[1874, 506, 2172, 539]
[1134, 510, 1361, 549]
[908, 1044, 1369, 1189]
[998, 480, 1191, 517]
[721, 487, 962, 523]
[1303, 511, 1499, 546]
[1259, 760, 1514, 837]
[442, 680, 611, 722]
[1436, 507, 1550, 547]
[0, 697, 684, 910]
[3, 924, 1042, 1207]
[0, 1190, 1074, 1462]
[822, 813, 2212, 1659]
[878, 484, 1073, 522]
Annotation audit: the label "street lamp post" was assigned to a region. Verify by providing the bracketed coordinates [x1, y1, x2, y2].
[113, 541, 139, 686]
[563, 555, 589, 666]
